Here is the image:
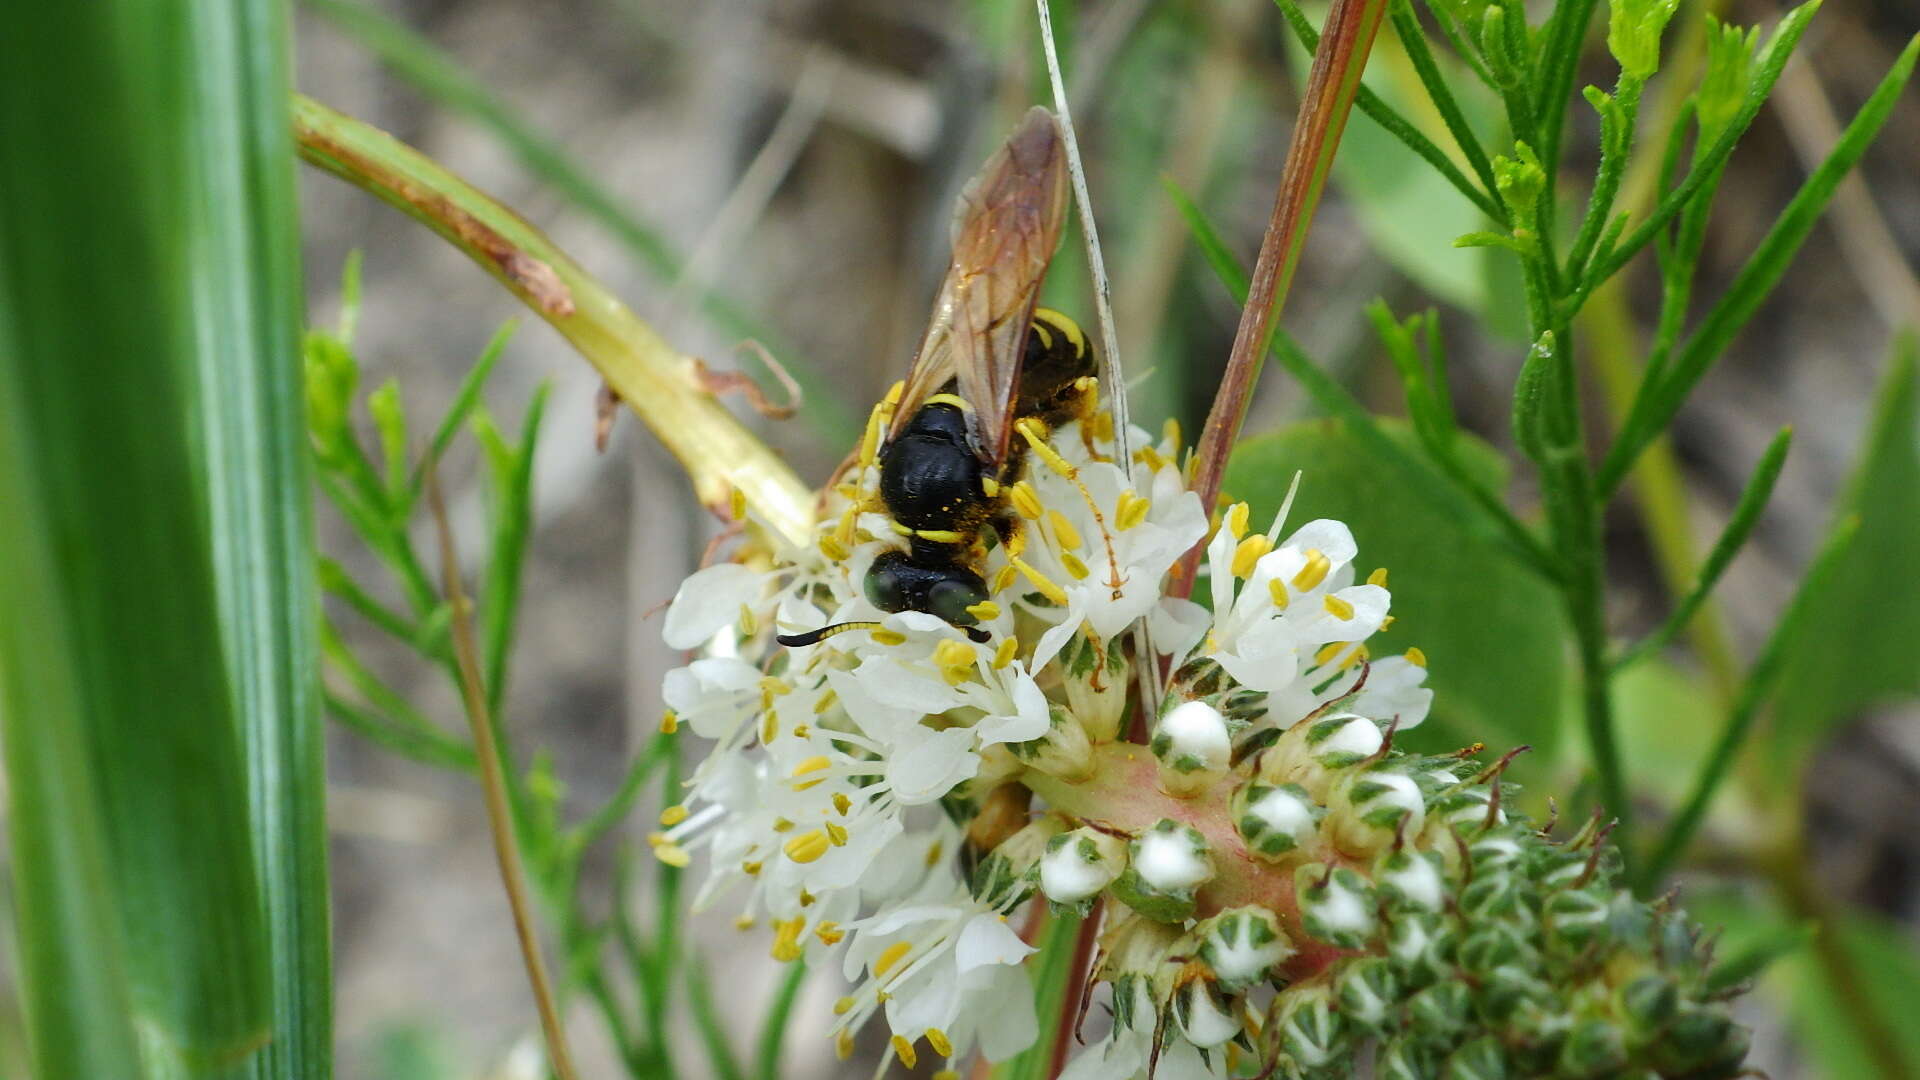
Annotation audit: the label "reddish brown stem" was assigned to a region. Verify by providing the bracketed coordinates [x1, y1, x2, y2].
[1173, 0, 1390, 597]
[1048, 902, 1104, 1079]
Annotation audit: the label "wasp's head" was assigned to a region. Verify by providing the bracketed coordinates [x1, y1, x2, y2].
[865, 550, 991, 641]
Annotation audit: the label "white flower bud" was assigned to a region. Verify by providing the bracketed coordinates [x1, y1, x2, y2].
[1296, 863, 1378, 949]
[1198, 906, 1294, 990]
[1111, 821, 1215, 922]
[1327, 769, 1426, 857]
[1175, 978, 1242, 1048]
[1259, 713, 1384, 796]
[1007, 702, 1094, 782]
[1061, 632, 1130, 743]
[1150, 699, 1232, 797]
[1039, 827, 1127, 908]
[1232, 782, 1321, 861]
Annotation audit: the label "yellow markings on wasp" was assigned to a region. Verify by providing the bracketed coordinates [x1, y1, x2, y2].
[659, 804, 689, 826]
[891, 1035, 918, 1069]
[1406, 646, 1428, 667]
[1029, 319, 1055, 351]
[1009, 556, 1069, 605]
[874, 941, 913, 977]
[871, 629, 907, 646]
[1232, 534, 1273, 578]
[924, 392, 971, 411]
[1091, 411, 1115, 444]
[859, 394, 891, 469]
[1269, 579, 1291, 609]
[965, 599, 1000, 621]
[1324, 594, 1356, 620]
[1292, 549, 1331, 591]
[889, 520, 915, 536]
[1017, 419, 1077, 480]
[1060, 552, 1092, 580]
[927, 1028, 954, 1057]
[1047, 509, 1083, 550]
[914, 528, 965, 544]
[791, 755, 832, 790]
[1115, 490, 1151, 531]
[993, 635, 1020, 670]
[660, 709, 679, 734]
[981, 475, 1000, 498]
[1035, 307, 1087, 357]
[1368, 567, 1389, 587]
[1010, 480, 1045, 520]
[784, 829, 830, 864]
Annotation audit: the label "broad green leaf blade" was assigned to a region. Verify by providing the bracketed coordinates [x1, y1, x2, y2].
[0, 0, 285, 1069]
[185, 0, 333, 1074]
[990, 911, 1083, 1080]
[1785, 913, 1920, 1078]
[1768, 337, 1920, 776]
[1225, 421, 1569, 767]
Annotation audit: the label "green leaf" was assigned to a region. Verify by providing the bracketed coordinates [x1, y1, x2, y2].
[0, 0, 322, 1072]
[991, 911, 1084, 1080]
[1768, 337, 1920, 774]
[1226, 421, 1570, 761]
[753, 961, 809, 1080]
[1786, 913, 1920, 1078]
[1608, 655, 1721, 805]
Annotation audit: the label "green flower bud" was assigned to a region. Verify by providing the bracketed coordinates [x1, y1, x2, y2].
[1060, 631, 1130, 742]
[1260, 713, 1383, 793]
[1328, 768, 1426, 856]
[1376, 850, 1447, 912]
[303, 332, 359, 460]
[1173, 977, 1242, 1048]
[1619, 973, 1680, 1037]
[1037, 825, 1126, 911]
[1296, 863, 1377, 948]
[1198, 906, 1293, 990]
[1151, 699, 1231, 797]
[1542, 886, 1613, 955]
[1335, 957, 1400, 1034]
[1007, 702, 1094, 781]
[1386, 911, 1455, 988]
[1607, 0, 1681, 79]
[970, 814, 1064, 908]
[1271, 985, 1347, 1073]
[1111, 820, 1213, 922]
[1559, 1016, 1630, 1076]
[1378, 1037, 1437, 1080]
[1493, 143, 1546, 226]
[1408, 979, 1474, 1041]
[1232, 781, 1320, 860]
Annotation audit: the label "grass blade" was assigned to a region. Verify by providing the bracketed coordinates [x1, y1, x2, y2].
[1614, 426, 1792, 673]
[1600, 33, 1919, 495]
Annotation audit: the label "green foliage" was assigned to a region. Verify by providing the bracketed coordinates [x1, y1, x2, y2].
[1, 0, 320, 1076]
[1226, 422, 1568, 763]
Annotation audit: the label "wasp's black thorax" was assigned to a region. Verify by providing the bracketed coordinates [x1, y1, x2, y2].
[877, 399, 992, 536]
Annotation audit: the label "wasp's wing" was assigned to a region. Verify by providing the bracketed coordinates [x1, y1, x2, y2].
[892, 107, 1069, 467]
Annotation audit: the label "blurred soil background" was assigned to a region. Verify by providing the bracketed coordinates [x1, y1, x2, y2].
[283, 0, 1919, 1076]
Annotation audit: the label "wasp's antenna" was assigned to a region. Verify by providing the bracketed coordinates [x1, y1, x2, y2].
[776, 621, 885, 648]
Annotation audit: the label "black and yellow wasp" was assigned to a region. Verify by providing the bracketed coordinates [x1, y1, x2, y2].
[779, 107, 1101, 647]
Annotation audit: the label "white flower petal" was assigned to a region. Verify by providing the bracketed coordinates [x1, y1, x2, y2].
[663, 563, 765, 649]
[955, 912, 1036, 973]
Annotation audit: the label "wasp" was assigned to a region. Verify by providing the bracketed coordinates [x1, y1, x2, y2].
[779, 107, 1102, 648]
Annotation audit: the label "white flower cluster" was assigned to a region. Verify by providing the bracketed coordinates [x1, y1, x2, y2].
[653, 406, 1431, 1075]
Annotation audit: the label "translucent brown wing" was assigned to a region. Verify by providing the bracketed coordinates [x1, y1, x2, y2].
[890, 106, 1069, 468]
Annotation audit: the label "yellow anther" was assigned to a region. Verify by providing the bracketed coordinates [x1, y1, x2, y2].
[817, 535, 849, 562]
[771, 817, 794, 832]
[660, 709, 679, 734]
[761, 710, 778, 744]
[1162, 417, 1183, 450]
[1135, 444, 1170, 472]
[735, 914, 756, 931]
[927, 1028, 954, 1057]
[1115, 490, 1151, 531]
[833, 996, 855, 1015]
[871, 629, 907, 646]
[659, 804, 690, 826]
[791, 755, 832, 790]
[825, 821, 849, 846]
[1010, 481, 1045, 520]
[1004, 529, 1027, 557]
[924, 840, 944, 867]
[934, 1072, 961, 1080]
[771, 917, 805, 962]
[1091, 411, 1115, 444]
[759, 676, 792, 697]
[813, 689, 838, 714]
[1314, 642, 1351, 667]
[1368, 567, 1389, 587]
[934, 639, 975, 670]
[891, 1035, 918, 1069]
[993, 636, 1020, 670]
[647, 831, 667, 847]
[966, 599, 1001, 621]
[915, 528, 966, 544]
[742, 860, 762, 876]
[832, 792, 852, 815]
[1048, 509, 1083, 550]
[981, 475, 1000, 497]
[1225, 502, 1251, 541]
[1009, 557, 1069, 605]
[1348, 644, 1370, 669]
[816, 921, 844, 945]
[1060, 552, 1092, 581]
[728, 486, 747, 521]
[874, 941, 912, 977]
[1268, 579, 1291, 609]
[738, 604, 758, 637]
[791, 723, 811, 739]
[991, 565, 1019, 594]
[835, 1030, 855, 1061]
[652, 842, 690, 868]
[883, 379, 904, 406]
[1232, 534, 1274, 579]
[1324, 594, 1356, 620]
[1381, 615, 1396, 630]
[1406, 646, 1428, 668]
[1017, 419, 1075, 478]
[835, 505, 858, 544]
[784, 829, 829, 864]
[1292, 549, 1331, 591]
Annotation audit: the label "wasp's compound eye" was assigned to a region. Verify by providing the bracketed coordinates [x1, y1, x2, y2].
[927, 574, 988, 626]
[864, 555, 912, 613]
